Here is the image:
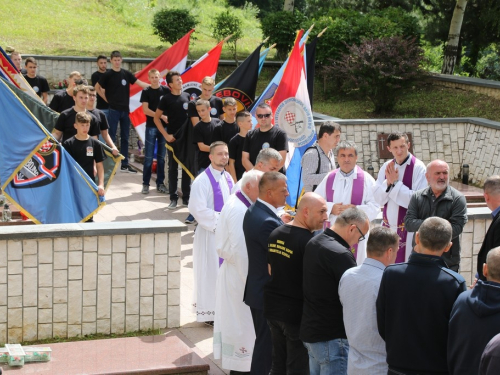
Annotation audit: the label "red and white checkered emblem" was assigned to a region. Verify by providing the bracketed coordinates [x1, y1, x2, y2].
[285, 111, 295, 124]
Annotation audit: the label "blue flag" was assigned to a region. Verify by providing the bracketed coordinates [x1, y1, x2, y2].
[0, 79, 105, 223]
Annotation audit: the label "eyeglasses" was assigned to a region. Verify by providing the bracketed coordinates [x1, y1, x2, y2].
[256, 113, 272, 119]
[354, 225, 366, 242]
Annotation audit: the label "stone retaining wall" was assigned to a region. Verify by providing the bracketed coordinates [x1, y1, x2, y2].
[432, 74, 500, 100]
[0, 221, 184, 344]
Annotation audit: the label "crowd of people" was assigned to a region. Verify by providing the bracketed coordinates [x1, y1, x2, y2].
[11, 50, 500, 375]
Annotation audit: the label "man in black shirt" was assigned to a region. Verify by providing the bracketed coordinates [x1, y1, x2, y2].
[86, 86, 118, 155]
[49, 71, 83, 113]
[193, 99, 222, 171]
[91, 55, 109, 116]
[187, 76, 224, 126]
[228, 111, 252, 182]
[52, 85, 100, 143]
[140, 69, 169, 194]
[10, 51, 25, 74]
[265, 192, 328, 375]
[300, 207, 370, 375]
[242, 103, 288, 172]
[219, 97, 239, 145]
[154, 71, 191, 209]
[23, 57, 50, 104]
[95, 51, 149, 173]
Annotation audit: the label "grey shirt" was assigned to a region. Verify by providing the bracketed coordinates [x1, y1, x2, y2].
[301, 142, 335, 193]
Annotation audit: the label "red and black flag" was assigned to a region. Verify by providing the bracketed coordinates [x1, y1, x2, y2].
[213, 43, 263, 111]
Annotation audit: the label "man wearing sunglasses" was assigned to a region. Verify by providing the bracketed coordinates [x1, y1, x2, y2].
[300, 207, 370, 375]
[242, 103, 288, 172]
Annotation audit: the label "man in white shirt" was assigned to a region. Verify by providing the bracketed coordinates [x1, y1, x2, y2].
[188, 141, 234, 324]
[372, 132, 427, 262]
[213, 169, 264, 373]
[339, 226, 400, 375]
[314, 140, 380, 264]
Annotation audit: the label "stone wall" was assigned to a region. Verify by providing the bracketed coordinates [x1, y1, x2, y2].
[327, 118, 500, 186]
[432, 74, 500, 101]
[0, 221, 184, 344]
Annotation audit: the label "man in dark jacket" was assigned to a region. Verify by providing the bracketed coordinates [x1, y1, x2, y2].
[377, 217, 466, 375]
[405, 159, 467, 271]
[448, 246, 500, 375]
[477, 175, 500, 281]
[480, 333, 500, 375]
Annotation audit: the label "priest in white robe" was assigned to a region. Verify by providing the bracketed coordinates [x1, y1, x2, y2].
[213, 169, 264, 372]
[188, 142, 234, 322]
[372, 132, 427, 262]
[314, 140, 379, 264]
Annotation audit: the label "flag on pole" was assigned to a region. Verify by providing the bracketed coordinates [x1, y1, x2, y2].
[129, 30, 194, 142]
[213, 44, 263, 111]
[0, 79, 105, 224]
[249, 31, 310, 128]
[181, 40, 225, 100]
[270, 30, 316, 208]
[0, 46, 43, 103]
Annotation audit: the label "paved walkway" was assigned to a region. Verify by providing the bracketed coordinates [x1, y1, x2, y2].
[94, 163, 228, 375]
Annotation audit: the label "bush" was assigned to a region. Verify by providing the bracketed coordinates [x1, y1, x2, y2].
[261, 11, 307, 60]
[211, 10, 243, 64]
[152, 8, 198, 45]
[329, 36, 427, 113]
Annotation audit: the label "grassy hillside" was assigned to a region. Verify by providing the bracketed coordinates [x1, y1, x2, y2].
[0, 0, 264, 59]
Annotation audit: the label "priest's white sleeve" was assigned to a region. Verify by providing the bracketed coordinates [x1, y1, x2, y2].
[313, 173, 335, 215]
[372, 162, 390, 206]
[358, 173, 380, 222]
[387, 161, 427, 209]
[188, 176, 220, 233]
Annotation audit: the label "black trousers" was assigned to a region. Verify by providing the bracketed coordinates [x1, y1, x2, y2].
[250, 307, 272, 375]
[267, 319, 309, 375]
[166, 147, 190, 201]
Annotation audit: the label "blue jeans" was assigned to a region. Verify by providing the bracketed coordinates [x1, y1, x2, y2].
[107, 108, 131, 166]
[100, 109, 109, 119]
[143, 127, 166, 186]
[303, 339, 349, 375]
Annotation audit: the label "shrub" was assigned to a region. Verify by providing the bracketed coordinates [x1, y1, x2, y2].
[329, 36, 427, 113]
[152, 8, 198, 45]
[211, 10, 243, 64]
[261, 11, 307, 60]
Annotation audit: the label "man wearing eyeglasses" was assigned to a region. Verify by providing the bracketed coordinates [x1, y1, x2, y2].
[314, 140, 380, 265]
[300, 207, 370, 375]
[242, 103, 288, 172]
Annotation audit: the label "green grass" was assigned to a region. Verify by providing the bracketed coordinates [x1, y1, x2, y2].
[1, 0, 265, 59]
[313, 83, 500, 122]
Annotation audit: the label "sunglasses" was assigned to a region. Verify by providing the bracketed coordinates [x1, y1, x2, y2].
[256, 113, 272, 119]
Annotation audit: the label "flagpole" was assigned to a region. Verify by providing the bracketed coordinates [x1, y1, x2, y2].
[317, 27, 328, 38]
[262, 37, 270, 44]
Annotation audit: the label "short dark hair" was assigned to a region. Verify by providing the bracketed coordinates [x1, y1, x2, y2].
[367, 226, 399, 257]
[236, 111, 251, 123]
[484, 175, 500, 196]
[256, 103, 271, 112]
[25, 57, 36, 66]
[75, 111, 92, 124]
[73, 85, 90, 96]
[166, 70, 180, 86]
[418, 217, 452, 252]
[209, 141, 227, 154]
[259, 171, 287, 193]
[387, 132, 409, 146]
[97, 55, 107, 61]
[318, 121, 341, 139]
[110, 51, 122, 59]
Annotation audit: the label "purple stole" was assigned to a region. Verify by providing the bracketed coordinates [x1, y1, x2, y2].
[382, 155, 415, 263]
[325, 167, 365, 259]
[205, 168, 233, 266]
[235, 190, 251, 208]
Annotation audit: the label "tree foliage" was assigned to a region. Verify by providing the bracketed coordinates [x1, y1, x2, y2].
[211, 10, 243, 64]
[152, 8, 198, 45]
[261, 10, 307, 60]
[329, 36, 427, 113]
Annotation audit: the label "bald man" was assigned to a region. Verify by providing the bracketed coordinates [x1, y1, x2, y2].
[405, 160, 467, 271]
[265, 193, 328, 374]
[448, 247, 500, 375]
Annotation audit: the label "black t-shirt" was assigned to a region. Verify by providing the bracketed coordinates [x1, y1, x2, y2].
[55, 108, 101, 142]
[63, 136, 104, 179]
[88, 108, 109, 132]
[187, 96, 223, 120]
[140, 86, 169, 128]
[24, 75, 49, 98]
[157, 91, 190, 135]
[97, 69, 137, 112]
[264, 225, 314, 325]
[243, 126, 288, 165]
[193, 119, 222, 169]
[228, 134, 246, 180]
[91, 70, 109, 110]
[219, 120, 239, 145]
[49, 90, 74, 113]
[300, 228, 357, 343]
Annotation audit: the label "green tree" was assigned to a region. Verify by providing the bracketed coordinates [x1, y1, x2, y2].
[152, 9, 198, 45]
[261, 10, 307, 60]
[211, 10, 243, 64]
